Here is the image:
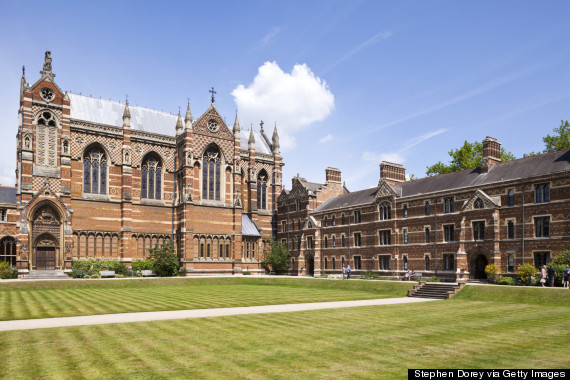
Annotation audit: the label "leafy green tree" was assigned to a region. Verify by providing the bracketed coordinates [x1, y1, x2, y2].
[426, 140, 515, 176]
[543, 120, 570, 153]
[262, 238, 291, 274]
[148, 241, 180, 277]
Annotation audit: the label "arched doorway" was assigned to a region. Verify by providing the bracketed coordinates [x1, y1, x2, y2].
[35, 234, 58, 270]
[467, 246, 491, 280]
[306, 254, 314, 276]
[30, 202, 62, 270]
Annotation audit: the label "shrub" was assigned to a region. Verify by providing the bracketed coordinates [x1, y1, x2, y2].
[148, 241, 179, 277]
[68, 268, 87, 278]
[517, 263, 537, 285]
[551, 250, 570, 266]
[0, 261, 18, 279]
[179, 266, 187, 277]
[485, 264, 500, 283]
[132, 260, 155, 272]
[262, 238, 291, 274]
[71, 260, 127, 277]
[426, 276, 441, 282]
[242, 271, 251, 276]
[497, 276, 516, 285]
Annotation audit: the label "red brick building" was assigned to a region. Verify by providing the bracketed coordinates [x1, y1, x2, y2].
[277, 139, 570, 281]
[2, 52, 283, 276]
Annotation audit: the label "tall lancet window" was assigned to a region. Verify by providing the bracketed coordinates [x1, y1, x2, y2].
[202, 146, 221, 201]
[83, 146, 107, 195]
[257, 171, 267, 209]
[141, 154, 162, 200]
[36, 111, 58, 167]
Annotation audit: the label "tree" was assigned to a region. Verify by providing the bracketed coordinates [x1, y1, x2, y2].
[543, 120, 570, 153]
[426, 140, 515, 176]
[148, 241, 180, 277]
[262, 238, 291, 274]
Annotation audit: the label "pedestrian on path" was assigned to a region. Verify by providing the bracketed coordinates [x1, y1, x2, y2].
[342, 265, 346, 280]
[547, 265, 556, 287]
[540, 265, 547, 287]
[347, 265, 352, 279]
[563, 265, 569, 289]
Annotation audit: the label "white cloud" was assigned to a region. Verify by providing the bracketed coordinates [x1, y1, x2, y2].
[0, 165, 15, 187]
[319, 134, 334, 144]
[232, 62, 335, 151]
[362, 151, 405, 164]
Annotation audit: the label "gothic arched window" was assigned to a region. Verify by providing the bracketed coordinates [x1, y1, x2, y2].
[36, 111, 57, 167]
[379, 202, 391, 220]
[83, 146, 107, 195]
[474, 198, 484, 209]
[202, 146, 221, 201]
[141, 154, 162, 200]
[257, 171, 267, 209]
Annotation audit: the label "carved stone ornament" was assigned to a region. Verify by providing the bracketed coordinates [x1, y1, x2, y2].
[65, 245, 72, 254]
[40, 87, 55, 103]
[187, 182, 192, 202]
[43, 51, 52, 72]
[109, 141, 117, 150]
[20, 243, 28, 253]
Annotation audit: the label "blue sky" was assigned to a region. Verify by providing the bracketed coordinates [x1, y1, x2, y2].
[1, 1, 569, 190]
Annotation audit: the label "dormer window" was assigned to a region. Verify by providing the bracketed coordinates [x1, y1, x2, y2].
[379, 202, 391, 220]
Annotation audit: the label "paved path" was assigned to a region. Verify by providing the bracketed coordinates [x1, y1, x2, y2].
[0, 297, 436, 332]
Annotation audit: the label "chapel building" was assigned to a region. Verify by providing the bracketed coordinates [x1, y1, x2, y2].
[1, 52, 283, 275]
[277, 138, 570, 281]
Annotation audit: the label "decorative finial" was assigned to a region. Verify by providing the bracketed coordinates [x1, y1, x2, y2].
[22, 66, 25, 77]
[260, 120, 264, 132]
[209, 87, 216, 104]
[43, 51, 52, 72]
[125, 94, 129, 104]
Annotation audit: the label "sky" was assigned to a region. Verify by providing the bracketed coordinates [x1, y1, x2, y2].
[1, 0, 569, 191]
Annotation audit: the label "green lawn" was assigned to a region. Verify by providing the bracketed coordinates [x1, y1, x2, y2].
[1, 280, 568, 379]
[0, 277, 410, 321]
[0, 299, 568, 379]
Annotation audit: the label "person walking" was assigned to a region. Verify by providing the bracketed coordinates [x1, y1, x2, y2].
[563, 265, 569, 289]
[547, 265, 556, 287]
[342, 265, 346, 280]
[540, 265, 547, 287]
[346, 264, 352, 279]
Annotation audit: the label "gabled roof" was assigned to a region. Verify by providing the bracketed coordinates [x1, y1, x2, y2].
[313, 149, 570, 213]
[240, 130, 272, 155]
[0, 187, 16, 205]
[394, 150, 570, 197]
[69, 93, 178, 135]
[314, 187, 377, 212]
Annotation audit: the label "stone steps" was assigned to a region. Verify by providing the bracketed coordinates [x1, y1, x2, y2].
[408, 282, 464, 299]
[22, 270, 71, 280]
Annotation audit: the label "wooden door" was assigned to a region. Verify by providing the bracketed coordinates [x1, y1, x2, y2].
[36, 247, 56, 270]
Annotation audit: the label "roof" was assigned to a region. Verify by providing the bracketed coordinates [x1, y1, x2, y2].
[396, 150, 570, 197]
[242, 214, 261, 237]
[69, 93, 178, 135]
[314, 187, 377, 212]
[240, 130, 272, 155]
[314, 150, 570, 212]
[69, 93, 273, 154]
[0, 187, 17, 205]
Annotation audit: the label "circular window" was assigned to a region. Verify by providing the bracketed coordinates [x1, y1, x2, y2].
[40, 87, 55, 102]
[207, 119, 219, 133]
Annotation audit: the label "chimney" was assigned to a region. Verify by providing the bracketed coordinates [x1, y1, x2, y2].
[325, 167, 341, 184]
[379, 161, 406, 185]
[481, 136, 501, 173]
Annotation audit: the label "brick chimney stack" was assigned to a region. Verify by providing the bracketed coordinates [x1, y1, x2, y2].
[379, 161, 406, 185]
[325, 167, 342, 184]
[481, 136, 501, 173]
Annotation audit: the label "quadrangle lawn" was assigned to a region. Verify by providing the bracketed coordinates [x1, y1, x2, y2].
[0, 278, 569, 379]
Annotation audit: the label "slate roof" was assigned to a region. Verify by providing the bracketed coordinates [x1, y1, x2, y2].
[0, 187, 17, 205]
[242, 214, 261, 237]
[69, 93, 273, 155]
[314, 150, 570, 212]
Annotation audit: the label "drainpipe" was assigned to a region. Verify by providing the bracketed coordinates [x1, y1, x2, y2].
[348, 212, 351, 266]
[521, 183, 525, 265]
[434, 197, 438, 276]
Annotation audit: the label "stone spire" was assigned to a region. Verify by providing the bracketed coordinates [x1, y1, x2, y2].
[233, 112, 240, 138]
[39, 51, 55, 79]
[248, 127, 255, 151]
[122, 101, 131, 128]
[176, 110, 183, 136]
[272, 123, 280, 155]
[20, 66, 26, 100]
[184, 101, 193, 130]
